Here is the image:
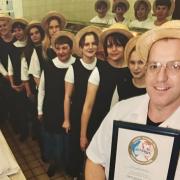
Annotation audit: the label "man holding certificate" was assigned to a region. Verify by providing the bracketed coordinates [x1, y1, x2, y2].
[85, 20, 180, 180]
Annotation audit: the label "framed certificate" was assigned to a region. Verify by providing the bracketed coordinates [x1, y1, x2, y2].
[109, 121, 180, 180]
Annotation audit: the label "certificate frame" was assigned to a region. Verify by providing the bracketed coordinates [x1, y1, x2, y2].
[109, 121, 180, 180]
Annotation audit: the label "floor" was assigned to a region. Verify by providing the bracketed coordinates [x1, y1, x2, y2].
[1, 121, 71, 180]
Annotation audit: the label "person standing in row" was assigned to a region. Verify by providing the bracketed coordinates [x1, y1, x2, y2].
[90, 0, 112, 25]
[118, 35, 146, 99]
[38, 31, 76, 177]
[129, 0, 152, 30]
[80, 23, 133, 151]
[63, 25, 102, 179]
[0, 13, 15, 124]
[111, 0, 130, 26]
[21, 21, 45, 147]
[8, 18, 29, 141]
[41, 11, 66, 60]
[151, 0, 173, 27]
[25, 20, 45, 87]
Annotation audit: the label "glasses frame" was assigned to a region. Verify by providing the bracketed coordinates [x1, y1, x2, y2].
[146, 60, 180, 74]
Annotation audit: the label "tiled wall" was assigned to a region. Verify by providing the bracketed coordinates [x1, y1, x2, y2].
[17, 0, 156, 22]
[22, 0, 98, 22]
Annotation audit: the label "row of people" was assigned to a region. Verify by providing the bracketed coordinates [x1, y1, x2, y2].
[37, 24, 147, 179]
[91, 0, 174, 29]
[0, 11, 69, 177]
[0, 9, 148, 179]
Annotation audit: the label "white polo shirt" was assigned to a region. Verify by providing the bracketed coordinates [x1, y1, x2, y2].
[87, 94, 180, 180]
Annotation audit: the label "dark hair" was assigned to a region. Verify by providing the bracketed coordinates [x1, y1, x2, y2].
[79, 32, 99, 48]
[27, 24, 45, 41]
[155, 0, 171, 9]
[24, 25, 45, 65]
[117, 2, 127, 11]
[136, 1, 149, 11]
[47, 16, 61, 28]
[103, 32, 128, 57]
[97, 2, 108, 9]
[55, 36, 73, 49]
[12, 22, 27, 31]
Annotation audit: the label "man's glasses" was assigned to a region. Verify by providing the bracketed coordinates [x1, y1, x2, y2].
[147, 60, 180, 74]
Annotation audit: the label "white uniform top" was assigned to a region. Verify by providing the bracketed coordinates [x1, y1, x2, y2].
[148, 21, 161, 29]
[0, 58, 13, 77]
[109, 17, 130, 26]
[4, 40, 26, 76]
[88, 66, 119, 108]
[7, 56, 13, 76]
[86, 94, 180, 180]
[37, 56, 75, 115]
[90, 15, 113, 25]
[146, 16, 167, 29]
[65, 58, 97, 84]
[13, 40, 27, 48]
[129, 17, 154, 30]
[0, 62, 8, 76]
[88, 67, 100, 86]
[21, 57, 29, 81]
[28, 49, 41, 78]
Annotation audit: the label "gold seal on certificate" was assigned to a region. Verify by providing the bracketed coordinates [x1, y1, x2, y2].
[128, 136, 158, 165]
[109, 121, 180, 180]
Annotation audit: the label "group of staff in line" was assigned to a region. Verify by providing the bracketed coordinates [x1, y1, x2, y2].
[0, 0, 178, 179]
[91, 0, 175, 29]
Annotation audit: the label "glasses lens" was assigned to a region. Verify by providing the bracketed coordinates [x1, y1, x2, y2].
[167, 61, 180, 72]
[147, 62, 161, 72]
[147, 61, 180, 74]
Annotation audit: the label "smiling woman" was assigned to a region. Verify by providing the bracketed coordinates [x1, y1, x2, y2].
[125, 36, 146, 89]
[0, 14, 12, 38]
[63, 25, 102, 179]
